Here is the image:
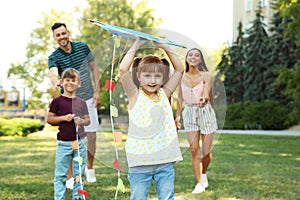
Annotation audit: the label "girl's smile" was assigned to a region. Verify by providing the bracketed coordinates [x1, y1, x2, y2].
[139, 71, 163, 95]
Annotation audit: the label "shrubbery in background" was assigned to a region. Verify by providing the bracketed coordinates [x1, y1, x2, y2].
[0, 117, 44, 137]
[224, 100, 291, 130]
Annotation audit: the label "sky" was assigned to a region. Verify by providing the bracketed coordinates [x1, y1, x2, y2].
[0, 0, 232, 90]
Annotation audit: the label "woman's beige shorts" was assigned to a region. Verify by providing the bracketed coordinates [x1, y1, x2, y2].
[182, 102, 217, 134]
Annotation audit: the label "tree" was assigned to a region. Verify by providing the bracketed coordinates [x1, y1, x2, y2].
[242, 3, 270, 102]
[228, 22, 246, 102]
[267, 2, 298, 103]
[217, 22, 246, 103]
[277, 0, 300, 45]
[273, 0, 300, 124]
[7, 0, 160, 110]
[7, 10, 74, 109]
[276, 65, 300, 124]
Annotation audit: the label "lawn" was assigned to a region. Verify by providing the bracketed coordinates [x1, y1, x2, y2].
[0, 128, 299, 200]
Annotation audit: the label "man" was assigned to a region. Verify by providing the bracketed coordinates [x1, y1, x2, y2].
[48, 22, 100, 186]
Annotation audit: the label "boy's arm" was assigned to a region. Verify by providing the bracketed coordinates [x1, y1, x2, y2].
[47, 112, 75, 125]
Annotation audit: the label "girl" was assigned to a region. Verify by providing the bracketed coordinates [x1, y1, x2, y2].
[119, 39, 184, 200]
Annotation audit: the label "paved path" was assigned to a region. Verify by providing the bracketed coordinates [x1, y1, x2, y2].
[217, 129, 300, 136]
[178, 129, 300, 136]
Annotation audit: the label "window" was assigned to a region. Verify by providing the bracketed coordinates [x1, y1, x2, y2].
[261, 0, 268, 7]
[245, 0, 252, 11]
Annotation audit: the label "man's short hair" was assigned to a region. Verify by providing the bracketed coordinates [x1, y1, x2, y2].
[51, 22, 67, 31]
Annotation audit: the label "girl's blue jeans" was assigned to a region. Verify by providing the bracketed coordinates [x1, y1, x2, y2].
[54, 137, 87, 200]
[128, 162, 175, 200]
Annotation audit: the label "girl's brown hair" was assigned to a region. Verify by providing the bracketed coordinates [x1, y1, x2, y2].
[131, 55, 170, 88]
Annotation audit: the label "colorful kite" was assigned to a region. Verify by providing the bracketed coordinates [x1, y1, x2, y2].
[90, 20, 187, 48]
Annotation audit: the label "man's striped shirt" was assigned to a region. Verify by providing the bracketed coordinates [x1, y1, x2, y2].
[48, 41, 95, 100]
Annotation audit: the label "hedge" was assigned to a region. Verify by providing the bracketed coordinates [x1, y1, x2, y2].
[0, 118, 44, 137]
[224, 100, 291, 130]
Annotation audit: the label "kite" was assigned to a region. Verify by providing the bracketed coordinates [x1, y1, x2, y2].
[89, 19, 187, 48]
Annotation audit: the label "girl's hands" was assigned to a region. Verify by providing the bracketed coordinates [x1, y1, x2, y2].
[153, 40, 169, 50]
[134, 38, 149, 49]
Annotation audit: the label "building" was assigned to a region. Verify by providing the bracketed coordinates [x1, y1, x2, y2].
[233, 0, 276, 40]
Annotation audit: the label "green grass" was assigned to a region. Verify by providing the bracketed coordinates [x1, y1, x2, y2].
[0, 128, 299, 200]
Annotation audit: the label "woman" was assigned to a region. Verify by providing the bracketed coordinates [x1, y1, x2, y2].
[175, 48, 217, 194]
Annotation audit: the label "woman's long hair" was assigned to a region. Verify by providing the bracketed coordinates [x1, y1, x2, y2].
[185, 48, 214, 107]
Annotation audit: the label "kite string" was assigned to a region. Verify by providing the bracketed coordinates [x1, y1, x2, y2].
[75, 124, 86, 200]
[109, 34, 120, 200]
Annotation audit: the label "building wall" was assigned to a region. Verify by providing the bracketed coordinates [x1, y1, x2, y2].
[233, 0, 276, 41]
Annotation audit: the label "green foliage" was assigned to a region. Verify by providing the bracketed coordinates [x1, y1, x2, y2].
[278, 0, 300, 45]
[0, 118, 44, 137]
[7, 10, 75, 109]
[243, 3, 271, 102]
[224, 101, 290, 130]
[268, 7, 298, 104]
[217, 22, 246, 103]
[275, 64, 300, 125]
[217, 0, 300, 127]
[224, 102, 245, 129]
[7, 0, 160, 111]
[80, 0, 160, 49]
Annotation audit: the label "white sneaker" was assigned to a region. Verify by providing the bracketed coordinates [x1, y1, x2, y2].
[191, 183, 205, 194]
[202, 174, 209, 189]
[85, 167, 97, 183]
[66, 177, 74, 190]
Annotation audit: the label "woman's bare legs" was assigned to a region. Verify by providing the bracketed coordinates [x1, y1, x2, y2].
[200, 133, 214, 188]
[201, 133, 214, 173]
[186, 131, 202, 184]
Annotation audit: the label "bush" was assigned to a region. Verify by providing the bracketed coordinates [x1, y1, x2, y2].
[223, 102, 245, 129]
[224, 100, 291, 130]
[0, 118, 44, 137]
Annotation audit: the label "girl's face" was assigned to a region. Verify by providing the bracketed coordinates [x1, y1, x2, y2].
[186, 49, 202, 67]
[138, 71, 164, 94]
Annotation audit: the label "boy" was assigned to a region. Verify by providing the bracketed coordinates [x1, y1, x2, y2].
[47, 68, 90, 200]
